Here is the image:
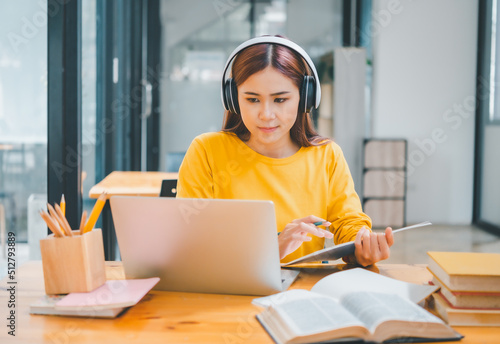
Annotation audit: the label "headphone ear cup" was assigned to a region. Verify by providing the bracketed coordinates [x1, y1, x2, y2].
[230, 79, 240, 115]
[299, 75, 316, 113]
[224, 78, 240, 115]
[223, 79, 233, 112]
[223, 79, 231, 111]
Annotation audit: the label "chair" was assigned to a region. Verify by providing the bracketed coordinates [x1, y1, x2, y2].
[159, 179, 178, 197]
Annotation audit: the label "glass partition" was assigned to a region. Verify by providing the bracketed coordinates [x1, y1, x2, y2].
[81, 0, 99, 221]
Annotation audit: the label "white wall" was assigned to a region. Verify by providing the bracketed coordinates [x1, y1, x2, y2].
[371, 0, 478, 224]
[287, 0, 342, 50]
[333, 48, 367, 194]
[161, 0, 224, 48]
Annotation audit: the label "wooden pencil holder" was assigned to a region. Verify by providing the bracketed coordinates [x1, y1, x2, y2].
[40, 229, 106, 295]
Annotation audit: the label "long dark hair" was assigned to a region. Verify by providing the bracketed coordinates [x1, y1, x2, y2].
[222, 40, 330, 147]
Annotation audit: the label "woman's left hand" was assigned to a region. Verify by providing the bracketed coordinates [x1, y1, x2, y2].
[353, 227, 394, 267]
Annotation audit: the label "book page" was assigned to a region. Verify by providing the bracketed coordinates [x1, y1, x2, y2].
[311, 268, 437, 304]
[253, 289, 314, 308]
[340, 292, 443, 333]
[275, 296, 364, 336]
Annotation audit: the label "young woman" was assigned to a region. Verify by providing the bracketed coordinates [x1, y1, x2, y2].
[177, 36, 393, 266]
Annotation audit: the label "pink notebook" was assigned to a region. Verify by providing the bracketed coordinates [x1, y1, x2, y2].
[55, 277, 160, 311]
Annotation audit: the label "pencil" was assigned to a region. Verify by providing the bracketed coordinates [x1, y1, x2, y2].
[47, 203, 72, 237]
[39, 210, 64, 237]
[83, 192, 107, 233]
[39, 210, 60, 237]
[47, 210, 65, 237]
[79, 210, 87, 235]
[55, 203, 73, 236]
[60, 194, 66, 217]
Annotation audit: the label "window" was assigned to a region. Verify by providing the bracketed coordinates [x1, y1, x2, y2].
[0, 1, 48, 274]
[82, 0, 98, 221]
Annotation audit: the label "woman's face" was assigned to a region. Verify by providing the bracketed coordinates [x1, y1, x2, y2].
[237, 66, 300, 158]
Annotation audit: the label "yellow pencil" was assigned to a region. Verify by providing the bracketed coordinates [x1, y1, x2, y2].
[54, 195, 66, 234]
[60, 194, 66, 216]
[55, 203, 73, 236]
[79, 210, 87, 235]
[84, 192, 107, 233]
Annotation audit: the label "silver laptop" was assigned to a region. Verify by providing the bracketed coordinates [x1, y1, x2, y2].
[110, 196, 298, 296]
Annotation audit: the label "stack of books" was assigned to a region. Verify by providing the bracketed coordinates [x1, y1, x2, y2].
[427, 251, 500, 326]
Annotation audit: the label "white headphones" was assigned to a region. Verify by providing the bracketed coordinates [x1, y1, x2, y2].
[221, 36, 322, 114]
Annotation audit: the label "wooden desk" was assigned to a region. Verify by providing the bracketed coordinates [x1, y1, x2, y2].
[89, 171, 178, 199]
[88, 171, 178, 260]
[1, 262, 498, 343]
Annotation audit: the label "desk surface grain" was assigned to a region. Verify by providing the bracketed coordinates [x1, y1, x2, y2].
[89, 171, 178, 199]
[1, 261, 498, 344]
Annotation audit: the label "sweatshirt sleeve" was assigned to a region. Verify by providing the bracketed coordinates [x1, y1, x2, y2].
[328, 143, 372, 244]
[177, 136, 215, 199]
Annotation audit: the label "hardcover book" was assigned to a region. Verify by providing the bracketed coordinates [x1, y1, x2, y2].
[430, 274, 500, 309]
[432, 292, 500, 327]
[427, 251, 500, 292]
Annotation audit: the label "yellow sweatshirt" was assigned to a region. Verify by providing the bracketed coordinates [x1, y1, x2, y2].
[177, 131, 371, 263]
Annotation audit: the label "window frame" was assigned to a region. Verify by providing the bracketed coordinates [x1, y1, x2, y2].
[473, 0, 500, 234]
[47, 0, 83, 231]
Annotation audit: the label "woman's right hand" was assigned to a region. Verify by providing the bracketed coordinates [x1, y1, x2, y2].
[278, 215, 333, 259]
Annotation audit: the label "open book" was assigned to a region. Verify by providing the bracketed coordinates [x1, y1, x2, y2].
[282, 222, 432, 266]
[253, 268, 462, 344]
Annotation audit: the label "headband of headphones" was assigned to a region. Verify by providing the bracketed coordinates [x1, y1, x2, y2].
[220, 36, 322, 110]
